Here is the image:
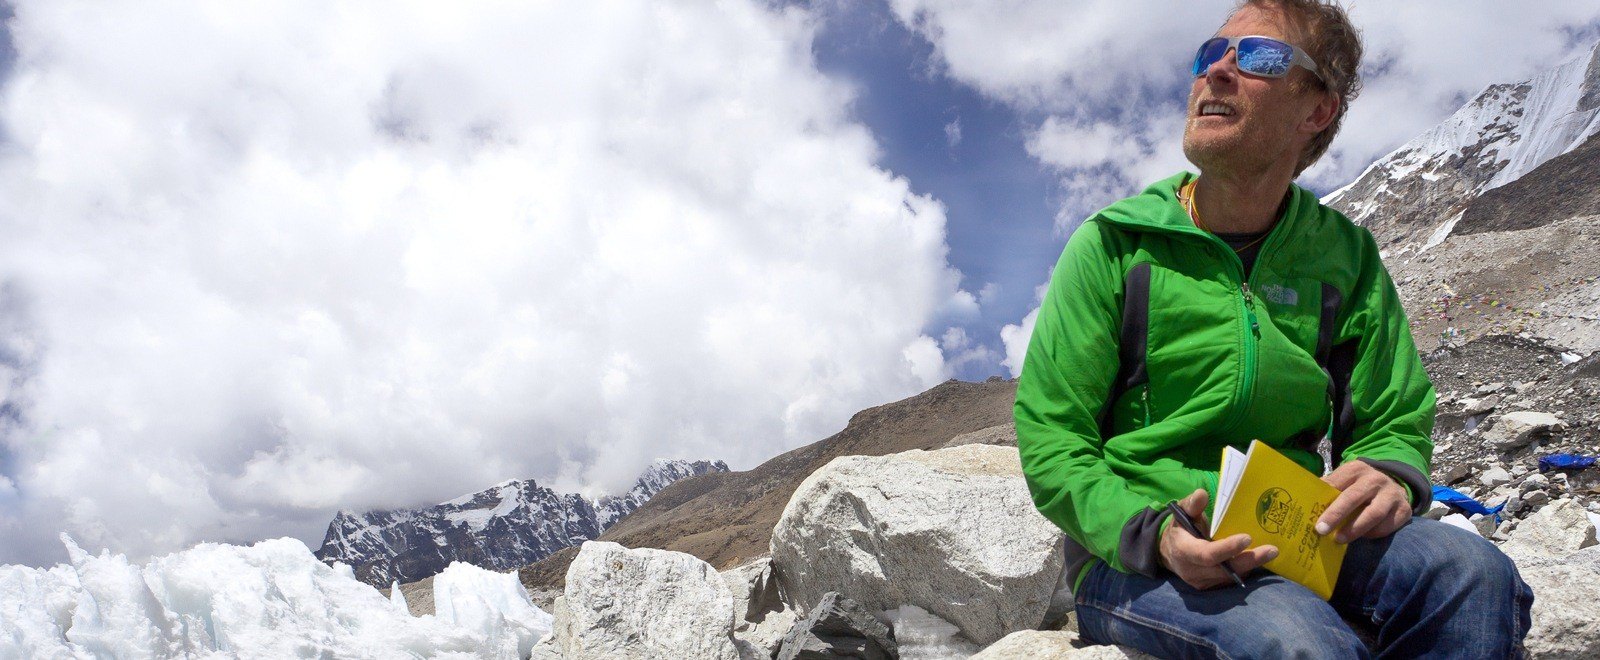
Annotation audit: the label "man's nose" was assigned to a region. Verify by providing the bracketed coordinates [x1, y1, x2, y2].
[1202, 48, 1240, 83]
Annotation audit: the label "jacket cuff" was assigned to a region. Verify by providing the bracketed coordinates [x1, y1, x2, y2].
[1119, 506, 1175, 577]
[1357, 457, 1431, 515]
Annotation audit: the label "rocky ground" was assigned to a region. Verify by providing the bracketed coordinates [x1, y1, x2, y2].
[1423, 333, 1600, 524]
[514, 442, 1599, 659]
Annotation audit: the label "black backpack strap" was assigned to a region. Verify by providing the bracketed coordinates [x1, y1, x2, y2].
[1291, 282, 1347, 454]
[1098, 262, 1152, 440]
[1315, 282, 1360, 457]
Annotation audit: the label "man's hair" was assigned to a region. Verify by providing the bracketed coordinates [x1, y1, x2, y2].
[1234, 0, 1363, 175]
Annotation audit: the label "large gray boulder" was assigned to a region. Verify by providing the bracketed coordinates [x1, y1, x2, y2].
[1498, 498, 1600, 658]
[1500, 498, 1598, 560]
[1484, 411, 1563, 450]
[1514, 545, 1600, 659]
[535, 541, 740, 660]
[938, 423, 1016, 449]
[970, 630, 1148, 659]
[770, 445, 1067, 646]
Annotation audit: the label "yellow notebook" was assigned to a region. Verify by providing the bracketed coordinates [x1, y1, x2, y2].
[1210, 440, 1346, 600]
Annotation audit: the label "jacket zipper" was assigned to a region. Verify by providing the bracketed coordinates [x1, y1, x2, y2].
[1141, 384, 1152, 428]
[1195, 228, 1271, 436]
[1236, 283, 1261, 431]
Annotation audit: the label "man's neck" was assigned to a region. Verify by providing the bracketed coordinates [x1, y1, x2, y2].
[1192, 169, 1293, 234]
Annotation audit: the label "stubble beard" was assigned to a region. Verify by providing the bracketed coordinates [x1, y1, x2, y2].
[1182, 119, 1278, 179]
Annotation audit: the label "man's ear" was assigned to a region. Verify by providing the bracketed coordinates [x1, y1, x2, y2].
[1300, 89, 1338, 135]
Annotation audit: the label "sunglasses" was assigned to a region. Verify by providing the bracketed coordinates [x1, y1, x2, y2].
[1191, 35, 1322, 83]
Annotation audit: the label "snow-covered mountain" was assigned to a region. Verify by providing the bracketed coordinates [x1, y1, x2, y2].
[1325, 39, 1600, 253]
[316, 459, 728, 587]
[595, 459, 729, 530]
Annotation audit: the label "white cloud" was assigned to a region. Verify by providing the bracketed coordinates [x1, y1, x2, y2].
[886, 0, 1216, 109]
[0, 0, 970, 564]
[944, 118, 962, 148]
[999, 307, 1039, 379]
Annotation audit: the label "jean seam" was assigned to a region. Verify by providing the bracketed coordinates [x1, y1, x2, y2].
[1076, 597, 1233, 660]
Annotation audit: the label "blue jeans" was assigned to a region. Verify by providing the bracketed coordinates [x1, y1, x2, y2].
[1073, 517, 1534, 659]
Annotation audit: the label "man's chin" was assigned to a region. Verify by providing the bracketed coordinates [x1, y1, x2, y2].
[1182, 139, 1238, 174]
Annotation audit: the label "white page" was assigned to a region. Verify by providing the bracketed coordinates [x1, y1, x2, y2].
[1212, 445, 1249, 538]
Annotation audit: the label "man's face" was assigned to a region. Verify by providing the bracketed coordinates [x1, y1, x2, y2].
[1182, 5, 1324, 176]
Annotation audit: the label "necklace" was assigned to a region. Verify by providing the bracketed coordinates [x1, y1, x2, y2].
[1182, 180, 1270, 254]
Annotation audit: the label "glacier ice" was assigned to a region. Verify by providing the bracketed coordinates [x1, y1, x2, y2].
[0, 534, 550, 658]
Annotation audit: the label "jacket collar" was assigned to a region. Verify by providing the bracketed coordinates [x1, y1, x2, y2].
[1091, 171, 1316, 243]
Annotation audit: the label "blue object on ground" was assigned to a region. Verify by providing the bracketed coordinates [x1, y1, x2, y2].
[1538, 453, 1597, 473]
[1431, 485, 1504, 523]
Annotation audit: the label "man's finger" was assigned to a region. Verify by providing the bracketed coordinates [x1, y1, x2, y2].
[1357, 493, 1413, 541]
[1180, 488, 1208, 517]
[1194, 533, 1252, 565]
[1320, 461, 1362, 490]
[1338, 503, 1380, 543]
[1316, 480, 1376, 535]
[1227, 544, 1279, 575]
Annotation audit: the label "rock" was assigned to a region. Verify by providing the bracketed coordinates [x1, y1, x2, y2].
[1521, 473, 1550, 493]
[939, 423, 1017, 449]
[1440, 513, 1476, 534]
[1523, 490, 1550, 509]
[1500, 498, 1599, 560]
[1492, 519, 1516, 542]
[1484, 411, 1563, 450]
[770, 445, 1066, 646]
[1511, 464, 1529, 478]
[1465, 394, 1502, 415]
[1512, 546, 1600, 658]
[1423, 500, 1452, 520]
[1502, 493, 1524, 518]
[774, 592, 896, 660]
[1480, 466, 1512, 489]
[542, 541, 740, 660]
[1551, 473, 1569, 491]
[1469, 514, 1497, 538]
[1438, 464, 1471, 485]
[722, 558, 797, 658]
[970, 630, 1149, 659]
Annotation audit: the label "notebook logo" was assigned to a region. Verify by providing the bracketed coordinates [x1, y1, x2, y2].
[1256, 487, 1292, 534]
[1260, 284, 1298, 306]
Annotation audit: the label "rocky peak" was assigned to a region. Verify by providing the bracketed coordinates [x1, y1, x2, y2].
[597, 459, 730, 530]
[1324, 39, 1600, 254]
[315, 458, 728, 587]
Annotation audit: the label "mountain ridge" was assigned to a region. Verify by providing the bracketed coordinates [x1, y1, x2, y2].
[316, 458, 728, 587]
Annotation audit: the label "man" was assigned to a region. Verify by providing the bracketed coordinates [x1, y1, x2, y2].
[1013, 1, 1534, 657]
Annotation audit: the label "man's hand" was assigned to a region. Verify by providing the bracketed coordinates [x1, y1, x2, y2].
[1316, 461, 1411, 544]
[1159, 489, 1278, 590]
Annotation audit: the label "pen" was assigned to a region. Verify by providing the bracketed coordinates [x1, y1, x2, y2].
[1166, 501, 1247, 589]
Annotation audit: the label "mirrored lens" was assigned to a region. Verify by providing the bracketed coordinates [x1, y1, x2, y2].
[1191, 37, 1229, 77]
[1237, 37, 1294, 77]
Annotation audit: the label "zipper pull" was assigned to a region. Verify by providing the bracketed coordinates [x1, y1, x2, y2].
[1142, 385, 1152, 428]
[1241, 284, 1260, 337]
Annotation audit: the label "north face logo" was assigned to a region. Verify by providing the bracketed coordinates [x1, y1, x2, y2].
[1260, 284, 1299, 306]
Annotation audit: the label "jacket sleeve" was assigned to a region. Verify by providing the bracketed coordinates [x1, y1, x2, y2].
[1338, 230, 1436, 514]
[1014, 222, 1172, 576]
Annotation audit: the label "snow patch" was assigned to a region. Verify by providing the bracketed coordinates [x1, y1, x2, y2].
[883, 604, 983, 659]
[1420, 211, 1464, 254]
[0, 535, 549, 658]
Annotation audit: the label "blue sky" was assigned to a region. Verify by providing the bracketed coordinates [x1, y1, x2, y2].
[808, 0, 1063, 381]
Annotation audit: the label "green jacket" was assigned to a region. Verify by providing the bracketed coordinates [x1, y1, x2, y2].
[1014, 171, 1435, 589]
